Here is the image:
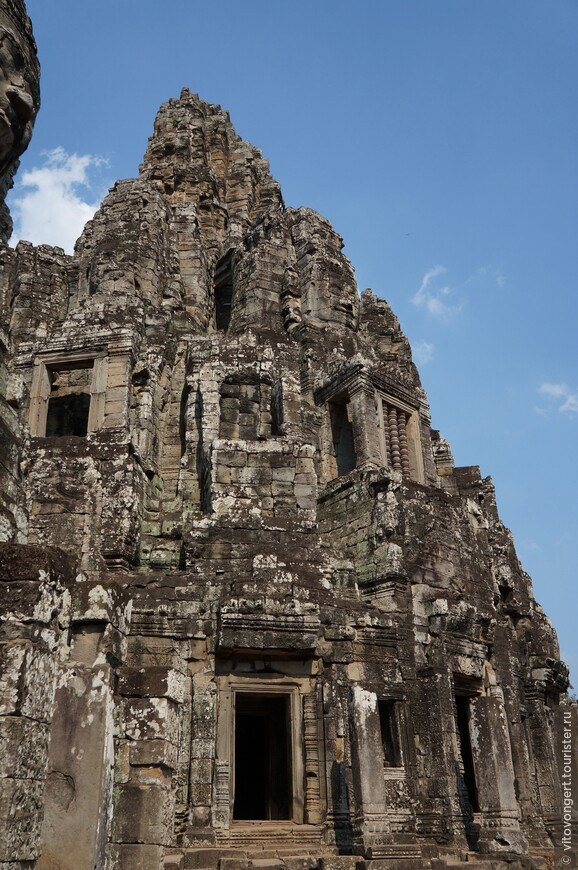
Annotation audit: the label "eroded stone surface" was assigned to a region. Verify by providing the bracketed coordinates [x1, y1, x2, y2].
[0, 0, 40, 243]
[0, 49, 574, 870]
[0, 0, 40, 562]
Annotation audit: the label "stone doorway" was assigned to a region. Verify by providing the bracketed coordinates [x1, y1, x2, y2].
[454, 693, 480, 850]
[233, 692, 292, 821]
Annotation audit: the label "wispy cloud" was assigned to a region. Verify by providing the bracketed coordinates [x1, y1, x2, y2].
[465, 265, 505, 290]
[537, 382, 578, 415]
[8, 147, 108, 254]
[413, 339, 435, 366]
[412, 265, 462, 319]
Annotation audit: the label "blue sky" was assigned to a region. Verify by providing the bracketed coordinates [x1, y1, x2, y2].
[10, 0, 578, 681]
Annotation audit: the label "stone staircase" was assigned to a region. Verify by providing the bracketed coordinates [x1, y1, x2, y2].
[431, 852, 550, 870]
[163, 850, 554, 870]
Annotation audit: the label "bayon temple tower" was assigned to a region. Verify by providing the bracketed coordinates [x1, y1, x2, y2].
[0, 2, 576, 869]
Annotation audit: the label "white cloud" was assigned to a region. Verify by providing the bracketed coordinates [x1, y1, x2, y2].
[539, 383, 567, 398]
[538, 382, 578, 415]
[413, 339, 435, 366]
[464, 265, 505, 291]
[412, 265, 462, 319]
[413, 265, 445, 303]
[8, 147, 107, 254]
[560, 394, 578, 414]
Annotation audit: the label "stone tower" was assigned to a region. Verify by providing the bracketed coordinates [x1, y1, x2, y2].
[0, 0, 39, 545]
[0, 0, 40, 243]
[0, 76, 575, 870]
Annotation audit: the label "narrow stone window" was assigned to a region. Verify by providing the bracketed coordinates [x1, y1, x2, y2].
[376, 394, 423, 482]
[179, 381, 190, 458]
[384, 402, 409, 475]
[329, 398, 356, 477]
[378, 700, 402, 768]
[271, 379, 284, 436]
[45, 361, 94, 437]
[195, 385, 212, 515]
[233, 693, 292, 821]
[214, 251, 234, 331]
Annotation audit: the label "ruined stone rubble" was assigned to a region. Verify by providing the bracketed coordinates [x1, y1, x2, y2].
[0, 6, 576, 869]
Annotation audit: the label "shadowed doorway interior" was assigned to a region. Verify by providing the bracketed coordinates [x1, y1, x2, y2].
[233, 693, 291, 821]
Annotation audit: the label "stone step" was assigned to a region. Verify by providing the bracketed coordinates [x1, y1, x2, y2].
[181, 853, 305, 869]
[365, 860, 425, 870]
[180, 851, 323, 870]
[432, 858, 513, 870]
[182, 849, 247, 869]
[249, 860, 287, 870]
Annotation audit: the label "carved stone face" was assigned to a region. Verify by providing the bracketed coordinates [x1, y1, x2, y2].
[0, 26, 38, 176]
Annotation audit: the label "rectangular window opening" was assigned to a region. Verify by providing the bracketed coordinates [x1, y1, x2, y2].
[233, 693, 292, 821]
[46, 393, 90, 437]
[214, 252, 234, 332]
[378, 700, 402, 768]
[329, 398, 356, 477]
[45, 362, 94, 437]
[271, 379, 284, 436]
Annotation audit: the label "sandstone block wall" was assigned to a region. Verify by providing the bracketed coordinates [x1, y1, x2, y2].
[0, 75, 575, 870]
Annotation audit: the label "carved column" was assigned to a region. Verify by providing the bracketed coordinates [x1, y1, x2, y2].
[303, 692, 323, 824]
[415, 668, 468, 847]
[348, 686, 391, 856]
[214, 687, 232, 830]
[470, 690, 528, 854]
[397, 410, 410, 477]
[527, 696, 566, 847]
[39, 581, 131, 870]
[348, 378, 381, 471]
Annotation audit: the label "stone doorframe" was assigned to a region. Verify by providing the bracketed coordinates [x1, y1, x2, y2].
[214, 675, 309, 830]
[28, 350, 108, 437]
[24, 334, 135, 438]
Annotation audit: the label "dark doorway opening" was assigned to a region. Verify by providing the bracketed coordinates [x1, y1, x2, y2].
[329, 399, 356, 477]
[271, 379, 284, 436]
[455, 694, 480, 850]
[378, 700, 402, 767]
[455, 695, 479, 812]
[233, 693, 291, 821]
[46, 393, 91, 437]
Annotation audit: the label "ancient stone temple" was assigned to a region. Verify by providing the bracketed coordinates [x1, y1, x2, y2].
[0, 7, 576, 869]
[0, 0, 39, 546]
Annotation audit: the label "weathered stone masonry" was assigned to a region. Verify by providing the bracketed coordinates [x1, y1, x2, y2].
[0, 0, 40, 546]
[0, 10, 576, 868]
